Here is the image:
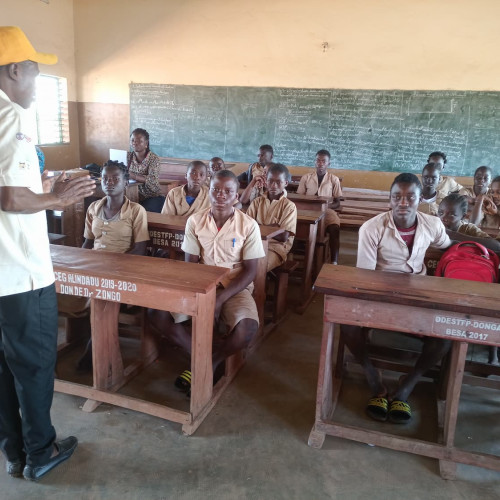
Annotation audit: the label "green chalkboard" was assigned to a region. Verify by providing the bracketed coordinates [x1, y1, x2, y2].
[130, 84, 500, 176]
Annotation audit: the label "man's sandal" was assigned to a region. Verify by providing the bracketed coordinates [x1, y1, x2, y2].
[388, 400, 412, 424]
[366, 397, 389, 422]
[174, 370, 191, 392]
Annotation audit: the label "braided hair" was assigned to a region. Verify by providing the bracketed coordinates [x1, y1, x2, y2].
[102, 160, 129, 181]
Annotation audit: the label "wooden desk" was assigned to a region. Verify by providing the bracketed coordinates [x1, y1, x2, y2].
[58, 181, 142, 248]
[294, 209, 325, 313]
[288, 193, 332, 209]
[309, 264, 500, 477]
[252, 224, 286, 344]
[147, 212, 187, 259]
[48, 233, 66, 245]
[288, 193, 330, 237]
[51, 245, 229, 435]
[146, 212, 284, 340]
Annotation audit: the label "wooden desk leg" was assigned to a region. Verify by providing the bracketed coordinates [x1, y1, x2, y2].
[183, 290, 216, 436]
[297, 222, 318, 314]
[82, 299, 123, 412]
[253, 240, 269, 343]
[439, 341, 468, 480]
[309, 316, 337, 449]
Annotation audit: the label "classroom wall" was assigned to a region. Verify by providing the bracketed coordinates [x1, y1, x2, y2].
[9, 1, 500, 186]
[3, 0, 81, 170]
[72, 0, 500, 187]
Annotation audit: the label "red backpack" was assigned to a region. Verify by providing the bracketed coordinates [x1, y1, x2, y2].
[435, 241, 500, 283]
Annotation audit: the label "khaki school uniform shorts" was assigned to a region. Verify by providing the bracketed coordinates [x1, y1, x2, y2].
[171, 284, 259, 333]
[324, 208, 340, 227]
[266, 250, 284, 272]
[57, 294, 90, 317]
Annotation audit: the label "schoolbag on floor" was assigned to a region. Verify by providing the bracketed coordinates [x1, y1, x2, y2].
[435, 241, 500, 283]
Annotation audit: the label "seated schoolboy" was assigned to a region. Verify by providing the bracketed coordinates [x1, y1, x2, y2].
[237, 144, 274, 184]
[58, 161, 150, 368]
[239, 162, 273, 205]
[418, 163, 443, 215]
[427, 151, 463, 197]
[246, 164, 297, 271]
[149, 170, 265, 394]
[161, 160, 210, 216]
[342, 173, 454, 424]
[297, 149, 342, 264]
[458, 165, 492, 220]
[469, 175, 500, 229]
[208, 156, 225, 178]
[438, 194, 500, 251]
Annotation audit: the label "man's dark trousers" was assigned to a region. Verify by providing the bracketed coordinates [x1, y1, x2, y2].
[0, 284, 58, 466]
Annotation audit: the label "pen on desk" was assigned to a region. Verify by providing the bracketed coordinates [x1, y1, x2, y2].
[232, 238, 236, 247]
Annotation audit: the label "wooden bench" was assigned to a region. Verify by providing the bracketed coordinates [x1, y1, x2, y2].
[51, 245, 230, 435]
[342, 187, 390, 202]
[309, 264, 500, 477]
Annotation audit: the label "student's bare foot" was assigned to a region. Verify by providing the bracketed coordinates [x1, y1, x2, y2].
[390, 374, 415, 403]
[365, 366, 386, 398]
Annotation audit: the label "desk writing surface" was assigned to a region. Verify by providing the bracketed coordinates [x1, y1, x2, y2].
[297, 209, 325, 222]
[147, 212, 188, 229]
[130, 84, 500, 175]
[50, 245, 228, 296]
[288, 193, 332, 203]
[147, 212, 283, 240]
[313, 264, 500, 319]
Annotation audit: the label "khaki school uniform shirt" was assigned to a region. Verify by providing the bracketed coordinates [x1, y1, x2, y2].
[357, 211, 451, 275]
[246, 191, 297, 261]
[161, 184, 210, 216]
[418, 191, 445, 216]
[0, 89, 54, 296]
[297, 171, 342, 198]
[457, 221, 491, 238]
[436, 176, 463, 198]
[458, 186, 475, 198]
[84, 197, 150, 253]
[182, 208, 265, 288]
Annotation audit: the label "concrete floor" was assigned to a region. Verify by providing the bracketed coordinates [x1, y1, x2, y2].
[2, 231, 500, 499]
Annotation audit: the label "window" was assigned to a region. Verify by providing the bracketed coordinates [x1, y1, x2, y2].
[34, 74, 70, 145]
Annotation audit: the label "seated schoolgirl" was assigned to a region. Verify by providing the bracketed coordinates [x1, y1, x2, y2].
[58, 161, 150, 369]
[437, 194, 500, 252]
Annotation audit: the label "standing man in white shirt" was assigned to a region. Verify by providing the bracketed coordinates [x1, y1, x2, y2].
[0, 26, 95, 481]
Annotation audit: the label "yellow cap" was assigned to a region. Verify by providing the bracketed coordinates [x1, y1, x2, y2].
[0, 26, 57, 66]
